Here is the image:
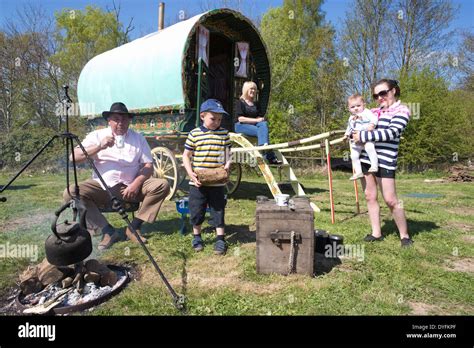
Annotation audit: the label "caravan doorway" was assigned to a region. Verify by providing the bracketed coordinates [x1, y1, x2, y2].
[208, 32, 234, 131]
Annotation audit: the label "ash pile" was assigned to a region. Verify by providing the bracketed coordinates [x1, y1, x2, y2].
[12, 258, 128, 315]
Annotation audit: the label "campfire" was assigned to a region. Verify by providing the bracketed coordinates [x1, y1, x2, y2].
[16, 258, 128, 314]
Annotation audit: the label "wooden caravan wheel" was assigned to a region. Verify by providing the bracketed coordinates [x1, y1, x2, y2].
[225, 162, 242, 196]
[151, 147, 179, 200]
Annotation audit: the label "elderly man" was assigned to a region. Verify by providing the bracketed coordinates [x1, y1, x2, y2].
[64, 102, 170, 250]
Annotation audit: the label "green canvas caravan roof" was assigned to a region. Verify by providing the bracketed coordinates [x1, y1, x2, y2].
[77, 8, 271, 119]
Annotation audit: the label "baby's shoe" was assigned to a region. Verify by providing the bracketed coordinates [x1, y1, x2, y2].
[349, 172, 364, 180]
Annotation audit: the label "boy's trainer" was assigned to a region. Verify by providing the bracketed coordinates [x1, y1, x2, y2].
[214, 239, 227, 255]
[192, 235, 204, 252]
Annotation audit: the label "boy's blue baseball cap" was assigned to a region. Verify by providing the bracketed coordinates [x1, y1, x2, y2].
[200, 99, 229, 116]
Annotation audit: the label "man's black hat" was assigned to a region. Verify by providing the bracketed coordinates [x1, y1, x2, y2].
[102, 102, 134, 120]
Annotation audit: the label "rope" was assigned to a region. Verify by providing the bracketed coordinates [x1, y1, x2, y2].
[288, 231, 296, 275]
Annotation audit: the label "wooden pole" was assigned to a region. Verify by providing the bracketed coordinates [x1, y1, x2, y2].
[325, 139, 335, 224]
[353, 167, 361, 214]
[231, 130, 345, 152]
[279, 137, 345, 153]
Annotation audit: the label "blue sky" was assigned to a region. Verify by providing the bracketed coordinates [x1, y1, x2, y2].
[0, 0, 472, 41]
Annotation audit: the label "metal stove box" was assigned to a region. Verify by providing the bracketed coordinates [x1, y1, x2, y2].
[256, 198, 314, 275]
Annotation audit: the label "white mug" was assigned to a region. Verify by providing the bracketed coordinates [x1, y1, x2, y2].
[275, 194, 290, 207]
[115, 135, 125, 148]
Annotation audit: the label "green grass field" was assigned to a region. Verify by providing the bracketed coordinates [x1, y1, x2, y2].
[0, 169, 472, 315]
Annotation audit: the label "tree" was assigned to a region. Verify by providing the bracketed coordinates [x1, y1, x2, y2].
[339, 0, 391, 95]
[339, 0, 456, 95]
[0, 5, 61, 132]
[51, 5, 133, 95]
[0, 4, 132, 169]
[0, 31, 21, 134]
[458, 32, 474, 91]
[260, 0, 347, 143]
[391, 0, 456, 78]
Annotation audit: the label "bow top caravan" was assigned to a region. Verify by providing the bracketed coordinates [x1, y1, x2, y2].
[78, 8, 271, 134]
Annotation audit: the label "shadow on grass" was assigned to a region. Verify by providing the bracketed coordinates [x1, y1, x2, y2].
[331, 200, 426, 215]
[338, 211, 369, 222]
[179, 224, 256, 244]
[314, 253, 342, 276]
[140, 217, 184, 236]
[169, 249, 188, 310]
[382, 218, 440, 238]
[140, 216, 257, 245]
[0, 184, 36, 191]
[226, 224, 256, 244]
[319, 207, 362, 215]
[404, 209, 428, 214]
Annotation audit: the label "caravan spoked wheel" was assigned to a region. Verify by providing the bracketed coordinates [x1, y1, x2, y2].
[151, 147, 179, 200]
[225, 162, 242, 195]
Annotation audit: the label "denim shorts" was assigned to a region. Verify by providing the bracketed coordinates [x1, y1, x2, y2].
[361, 162, 396, 179]
[189, 186, 226, 227]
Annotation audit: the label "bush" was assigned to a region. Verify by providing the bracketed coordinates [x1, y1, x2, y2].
[1, 114, 90, 172]
[399, 69, 474, 167]
[0, 127, 63, 171]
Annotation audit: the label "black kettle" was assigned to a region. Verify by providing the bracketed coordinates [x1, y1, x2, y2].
[45, 198, 92, 266]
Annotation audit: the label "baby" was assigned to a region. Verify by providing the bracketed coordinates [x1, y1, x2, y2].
[343, 94, 378, 180]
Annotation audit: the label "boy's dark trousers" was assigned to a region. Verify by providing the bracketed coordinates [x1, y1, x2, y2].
[188, 185, 226, 227]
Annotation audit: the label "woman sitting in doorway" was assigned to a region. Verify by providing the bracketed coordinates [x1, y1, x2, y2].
[234, 81, 282, 165]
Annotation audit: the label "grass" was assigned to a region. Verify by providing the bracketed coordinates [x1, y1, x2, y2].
[0, 169, 473, 315]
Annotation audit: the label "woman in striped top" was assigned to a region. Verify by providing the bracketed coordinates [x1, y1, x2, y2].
[352, 79, 413, 247]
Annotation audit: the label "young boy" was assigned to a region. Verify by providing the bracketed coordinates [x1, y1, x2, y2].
[183, 99, 232, 255]
[343, 94, 379, 180]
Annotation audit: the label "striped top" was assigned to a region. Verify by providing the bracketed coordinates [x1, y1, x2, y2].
[359, 100, 410, 171]
[185, 126, 231, 170]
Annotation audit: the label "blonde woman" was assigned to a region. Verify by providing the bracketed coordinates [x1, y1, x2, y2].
[234, 81, 281, 164]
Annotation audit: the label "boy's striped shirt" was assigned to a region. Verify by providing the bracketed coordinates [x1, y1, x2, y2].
[359, 100, 410, 171]
[185, 126, 231, 170]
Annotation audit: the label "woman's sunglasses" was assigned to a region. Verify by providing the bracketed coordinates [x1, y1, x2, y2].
[372, 89, 392, 100]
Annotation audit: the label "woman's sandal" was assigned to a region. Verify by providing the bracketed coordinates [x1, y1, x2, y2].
[363, 234, 384, 242]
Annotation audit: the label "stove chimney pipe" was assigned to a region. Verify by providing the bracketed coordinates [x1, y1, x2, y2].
[158, 2, 165, 31]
